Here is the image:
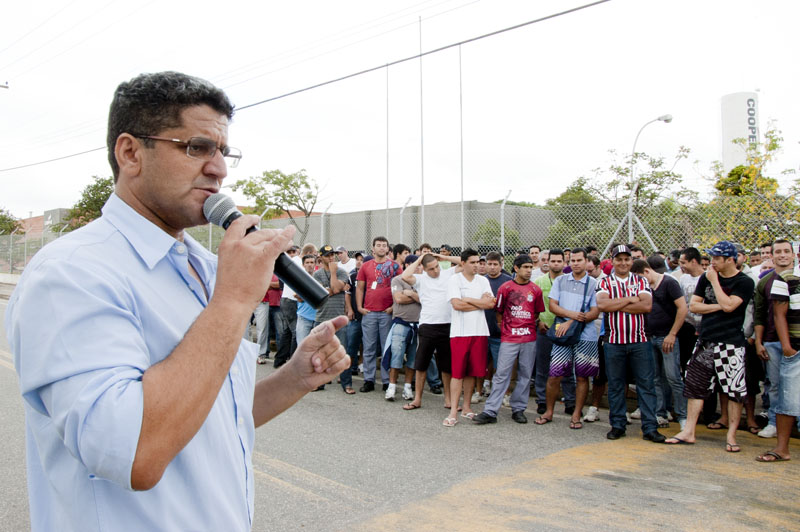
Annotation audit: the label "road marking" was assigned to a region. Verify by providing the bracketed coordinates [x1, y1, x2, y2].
[252, 469, 331, 503]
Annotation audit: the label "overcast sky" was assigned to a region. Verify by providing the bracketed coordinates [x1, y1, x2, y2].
[1, 0, 798, 219]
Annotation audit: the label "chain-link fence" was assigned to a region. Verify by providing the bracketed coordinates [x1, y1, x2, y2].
[4, 195, 800, 273]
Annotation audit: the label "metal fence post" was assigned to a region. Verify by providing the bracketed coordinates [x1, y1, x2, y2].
[500, 190, 511, 255]
[9, 229, 18, 273]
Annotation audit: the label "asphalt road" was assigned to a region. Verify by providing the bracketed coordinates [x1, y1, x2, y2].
[1, 296, 799, 531]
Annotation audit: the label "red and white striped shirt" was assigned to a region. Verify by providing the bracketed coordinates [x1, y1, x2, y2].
[597, 273, 651, 344]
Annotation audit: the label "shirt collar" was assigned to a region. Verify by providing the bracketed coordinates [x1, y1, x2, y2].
[101, 193, 183, 270]
[567, 272, 589, 284]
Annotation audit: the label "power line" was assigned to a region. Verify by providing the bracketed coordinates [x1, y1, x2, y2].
[0, 0, 611, 174]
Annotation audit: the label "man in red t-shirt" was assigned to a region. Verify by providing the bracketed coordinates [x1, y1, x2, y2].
[473, 255, 545, 424]
[356, 236, 400, 391]
[256, 274, 282, 365]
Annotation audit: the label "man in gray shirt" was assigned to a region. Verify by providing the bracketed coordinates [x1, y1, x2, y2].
[314, 245, 355, 393]
[385, 255, 422, 401]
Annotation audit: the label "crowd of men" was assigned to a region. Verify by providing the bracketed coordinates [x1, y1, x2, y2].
[258, 237, 800, 461]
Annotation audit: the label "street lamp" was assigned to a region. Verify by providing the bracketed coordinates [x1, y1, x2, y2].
[627, 114, 672, 243]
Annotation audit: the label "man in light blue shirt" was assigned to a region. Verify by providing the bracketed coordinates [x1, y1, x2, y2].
[5, 72, 350, 532]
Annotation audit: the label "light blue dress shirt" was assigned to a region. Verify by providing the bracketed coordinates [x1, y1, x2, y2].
[548, 272, 599, 342]
[5, 194, 258, 531]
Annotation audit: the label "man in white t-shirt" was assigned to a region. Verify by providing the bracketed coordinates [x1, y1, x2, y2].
[400, 252, 461, 410]
[444, 248, 496, 426]
[336, 246, 357, 274]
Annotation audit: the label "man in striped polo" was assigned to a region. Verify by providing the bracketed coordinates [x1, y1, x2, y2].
[596, 245, 666, 443]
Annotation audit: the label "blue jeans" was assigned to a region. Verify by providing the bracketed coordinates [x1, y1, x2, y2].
[764, 341, 783, 426]
[360, 311, 391, 383]
[535, 333, 575, 406]
[427, 358, 443, 389]
[604, 341, 659, 434]
[389, 323, 417, 369]
[296, 315, 315, 344]
[650, 336, 687, 421]
[316, 321, 351, 389]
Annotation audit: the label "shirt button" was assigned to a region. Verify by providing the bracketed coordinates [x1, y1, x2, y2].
[176, 245, 186, 254]
[238, 416, 244, 426]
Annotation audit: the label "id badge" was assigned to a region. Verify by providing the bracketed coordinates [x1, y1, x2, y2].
[371, 281, 378, 290]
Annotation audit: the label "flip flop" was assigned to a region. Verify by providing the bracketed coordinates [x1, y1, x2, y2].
[534, 416, 553, 425]
[747, 426, 760, 435]
[665, 437, 694, 445]
[444, 405, 463, 411]
[403, 403, 420, 411]
[343, 387, 356, 395]
[460, 412, 476, 420]
[755, 450, 790, 462]
[442, 417, 458, 427]
[707, 422, 728, 430]
[569, 421, 583, 430]
[726, 443, 741, 453]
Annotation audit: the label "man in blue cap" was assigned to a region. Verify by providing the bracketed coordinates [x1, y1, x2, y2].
[666, 241, 755, 451]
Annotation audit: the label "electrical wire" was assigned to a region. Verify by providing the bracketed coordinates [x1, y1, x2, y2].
[0, 0, 612, 174]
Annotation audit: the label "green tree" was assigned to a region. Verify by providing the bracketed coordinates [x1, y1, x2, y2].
[232, 169, 319, 242]
[65, 175, 114, 230]
[0, 207, 24, 234]
[472, 219, 522, 252]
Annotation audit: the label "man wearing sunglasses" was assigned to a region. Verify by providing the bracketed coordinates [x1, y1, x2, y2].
[5, 71, 350, 531]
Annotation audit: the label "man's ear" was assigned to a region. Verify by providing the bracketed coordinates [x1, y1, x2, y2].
[114, 133, 143, 178]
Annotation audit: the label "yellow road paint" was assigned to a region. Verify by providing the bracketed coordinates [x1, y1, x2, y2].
[355, 428, 800, 532]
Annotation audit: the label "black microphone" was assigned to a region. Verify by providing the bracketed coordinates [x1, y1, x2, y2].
[203, 193, 329, 309]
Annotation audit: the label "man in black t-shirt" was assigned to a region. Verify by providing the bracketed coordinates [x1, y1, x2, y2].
[666, 241, 754, 451]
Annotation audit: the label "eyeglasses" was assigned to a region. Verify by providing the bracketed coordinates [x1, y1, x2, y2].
[133, 135, 242, 168]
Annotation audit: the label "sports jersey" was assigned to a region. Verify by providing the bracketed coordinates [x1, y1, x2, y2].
[495, 280, 545, 343]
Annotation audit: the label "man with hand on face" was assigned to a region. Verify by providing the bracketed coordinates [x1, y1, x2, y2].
[597, 245, 665, 443]
[356, 236, 400, 392]
[5, 72, 350, 531]
[666, 241, 754, 450]
[444, 249, 496, 426]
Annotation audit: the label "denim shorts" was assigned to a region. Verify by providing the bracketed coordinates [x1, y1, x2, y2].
[778, 350, 800, 417]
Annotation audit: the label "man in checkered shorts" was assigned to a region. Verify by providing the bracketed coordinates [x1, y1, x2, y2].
[666, 241, 754, 451]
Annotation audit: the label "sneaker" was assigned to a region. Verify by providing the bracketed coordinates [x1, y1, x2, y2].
[471, 392, 482, 404]
[502, 395, 511, 408]
[402, 384, 414, 400]
[257, 354, 269, 365]
[384, 383, 396, 401]
[667, 412, 675, 422]
[472, 412, 497, 425]
[643, 431, 666, 443]
[430, 385, 443, 395]
[482, 383, 491, 397]
[382, 383, 390, 391]
[758, 424, 777, 438]
[630, 408, 641, 419]
[657, 416, 670, 428]
[583, 406, 600, 422]
[626, 412, 632, 425]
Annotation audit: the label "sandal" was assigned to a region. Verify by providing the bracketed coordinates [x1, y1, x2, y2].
[403, 403, 420, 411]
[726, 443, 741, 453]
[460, 412, 476, 420]
[707, 422, 728, 430]
[443, 417, 458, 427]
[755, 450, 790, 462]
[747, 426, 760, 435]
[343, 387, 356, 394]
[534, 416, 553, 425]
[569, 420, 583, 430]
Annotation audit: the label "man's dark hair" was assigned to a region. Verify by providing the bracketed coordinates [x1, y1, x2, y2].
[419, 242, 432, 251]
[669, 249, 681, 261]
[528, 245, 541, 252]
[513, 255, 533, 269]
[460, 248, 480, 262]
[588, 255, 601, 267]
[421, 254, 438, 268]
[485, 251, 503, 263]
[681, 247, 701, 263]
[107, 71, 235, 182]
[749, 250, 761, 257]
[630, 245, 643, 253]
[773, 238, 792, 249]
[585, 245, 598, 254]
[761, 241, 773, 251]
[630, 259, 649, 275]
[354, 252, 364, 259]
[302, 254, 316, 263]
[393, 243, 410, 257]
[701, 255, 711, 262]
[372, 236, 389, 247]
[548, 249, 564, 259]
[571, 247, 587, 259]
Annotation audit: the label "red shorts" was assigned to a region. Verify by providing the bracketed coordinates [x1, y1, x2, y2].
[450, 336, 488, 379]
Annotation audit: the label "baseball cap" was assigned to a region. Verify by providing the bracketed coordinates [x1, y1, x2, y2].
[319, 245, 334, 256]
[334, 246, 346, 252]
[611, 244, 632, 258]
[440, 244, 452, 252]
[646, 255, 667, 274]
[404, 254, 418, 265]
[479, 255, 487, 262]
[732, 242, 746, 255]
[705, 241, 737, 258]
